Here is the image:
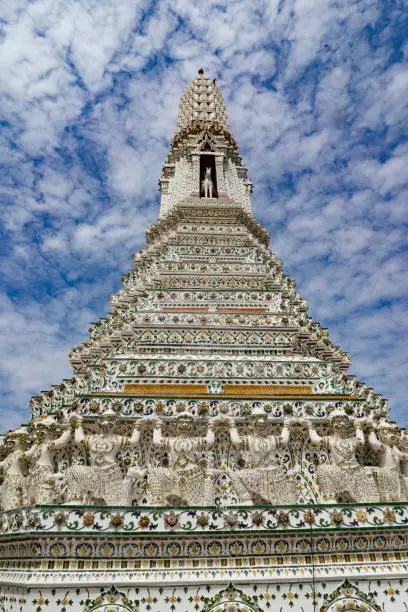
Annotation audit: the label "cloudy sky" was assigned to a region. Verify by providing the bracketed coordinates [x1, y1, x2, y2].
[0, 0, 407, 430]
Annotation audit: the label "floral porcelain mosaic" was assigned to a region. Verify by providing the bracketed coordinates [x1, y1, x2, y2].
[0, 70, 406, 611]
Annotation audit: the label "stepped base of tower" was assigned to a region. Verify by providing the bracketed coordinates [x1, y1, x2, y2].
[2, 70, 405, 612]
[1, 503, 408, 611]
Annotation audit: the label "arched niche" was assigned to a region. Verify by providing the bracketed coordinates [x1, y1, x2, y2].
[200, 153, 218, 198]
[88, 606, 132, 612]
[201, 583, 263, 612]
[322, 580, 381, 612]
[83, 586, 136, 612]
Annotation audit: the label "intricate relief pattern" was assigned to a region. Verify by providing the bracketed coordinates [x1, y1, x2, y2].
[0, 69, 401, 610]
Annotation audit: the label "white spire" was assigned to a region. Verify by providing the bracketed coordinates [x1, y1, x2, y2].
[158, 69, 253, 218]
[176, 68, 231, 136]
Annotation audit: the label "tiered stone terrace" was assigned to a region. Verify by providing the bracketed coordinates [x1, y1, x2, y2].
[0, 70, 404, 612]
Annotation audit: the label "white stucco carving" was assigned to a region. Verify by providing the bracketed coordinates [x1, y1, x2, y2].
[147, 413, 215, 505]
[306, 410, 378, 503]
[65, 410, 141, 505]
[228, 416, 297, 505]
[0, 428, 28, 510]
[25, 417, 72, 505]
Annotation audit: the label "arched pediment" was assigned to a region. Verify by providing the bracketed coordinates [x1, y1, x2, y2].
[83, 586, 136, 612]
[322, 580, 381, 612]
[197, 130, 217, 152]
[201, 583, 263, 612]
[88, 606, 132, 612]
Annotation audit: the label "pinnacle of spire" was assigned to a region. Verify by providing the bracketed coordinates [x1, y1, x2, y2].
[175, 68, 231, 136]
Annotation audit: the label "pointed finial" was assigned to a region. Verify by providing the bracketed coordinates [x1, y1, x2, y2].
[175, 68, 231, 138]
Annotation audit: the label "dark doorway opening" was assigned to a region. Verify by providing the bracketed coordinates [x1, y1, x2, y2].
[200, 154, 218, 198]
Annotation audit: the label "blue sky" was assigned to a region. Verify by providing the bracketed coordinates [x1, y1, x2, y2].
[0, 0, 407, 431]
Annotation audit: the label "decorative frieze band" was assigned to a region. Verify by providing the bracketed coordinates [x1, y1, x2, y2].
[1, 503, 407, 537]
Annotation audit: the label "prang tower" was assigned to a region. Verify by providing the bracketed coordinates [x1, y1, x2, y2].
[1, 69, 407, 612]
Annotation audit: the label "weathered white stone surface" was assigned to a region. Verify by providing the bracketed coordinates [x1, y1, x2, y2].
[0, 70, 405, 611]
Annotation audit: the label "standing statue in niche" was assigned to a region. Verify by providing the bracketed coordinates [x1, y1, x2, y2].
[228, 415, 297, 505]
[25, 416, 72, 504]
[367, 420, 403, 502]
[0, 427, 29, 510]
[305, 410, 378, 503]
[148, 412, 215, 505]
[201, 166, 214, 198]
[66, 409, 142, 505]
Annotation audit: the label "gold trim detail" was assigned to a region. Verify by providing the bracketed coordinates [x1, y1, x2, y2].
[120, 383, 355, 399]
[224, 384, 313, 395]
[124, 384, 207, 395]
